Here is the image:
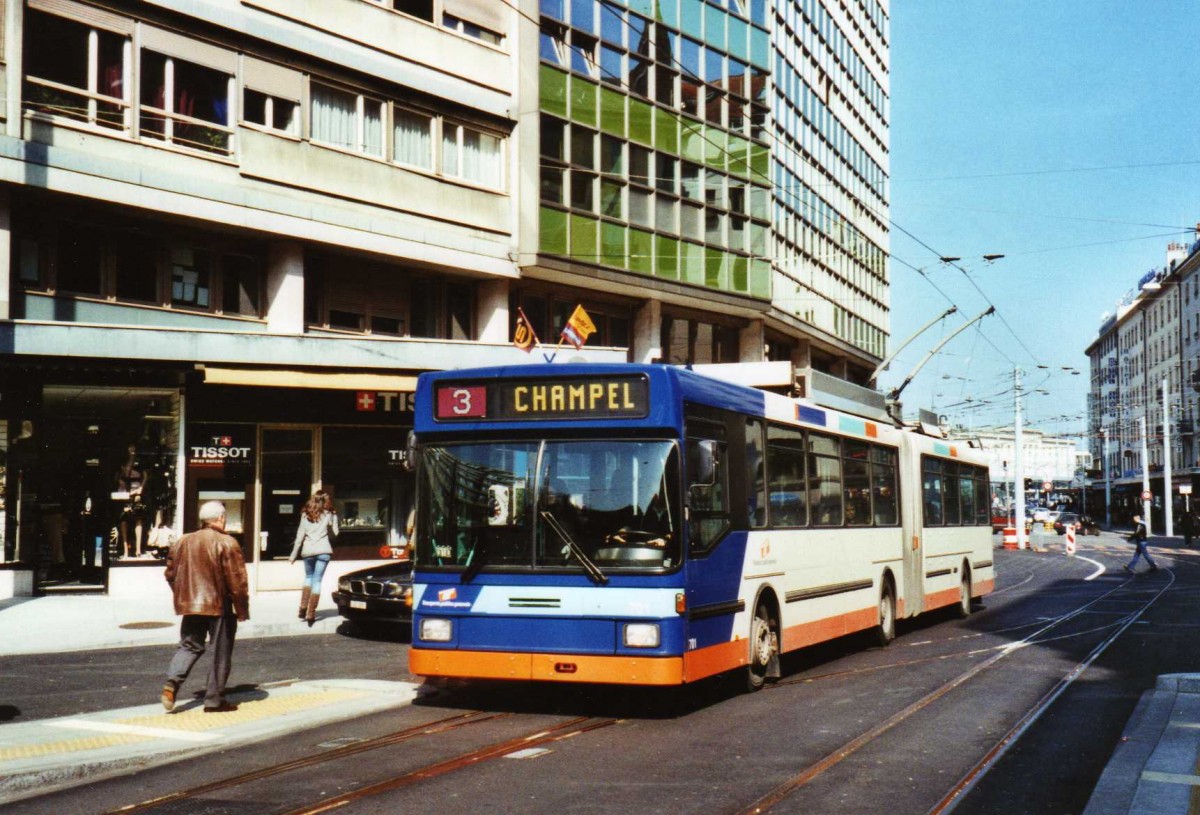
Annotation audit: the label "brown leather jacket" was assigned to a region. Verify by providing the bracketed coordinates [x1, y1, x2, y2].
[165, 527, 250, 619]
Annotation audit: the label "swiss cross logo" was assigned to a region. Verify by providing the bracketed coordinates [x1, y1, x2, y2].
[356, 392, 376, 411]
[219, 436, 232, 446]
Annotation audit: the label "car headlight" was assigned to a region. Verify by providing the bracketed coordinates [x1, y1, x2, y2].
[384, 582, 409, 598]
[337, 578, 351, 592]
[420, 618, 453, 642]
[623, 622, 660, 648]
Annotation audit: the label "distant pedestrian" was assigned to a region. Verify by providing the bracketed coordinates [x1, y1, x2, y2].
[289, 490, 339, 627]
[1124, 514, 1159, 574]
[1181, 510, 1195, 547]
[162, 501, 250, 713]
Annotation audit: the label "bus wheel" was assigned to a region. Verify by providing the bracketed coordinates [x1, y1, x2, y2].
[874, 584, 896, 646]
[956, 571, 972, 619]
[747, 603, 778, 692]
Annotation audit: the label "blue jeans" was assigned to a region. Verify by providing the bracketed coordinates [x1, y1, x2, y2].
[303, 554, 331, 593]
[1127, 540, 1158, 570]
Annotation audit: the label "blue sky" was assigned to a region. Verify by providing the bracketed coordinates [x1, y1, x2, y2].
[877, 1, 1200, 440]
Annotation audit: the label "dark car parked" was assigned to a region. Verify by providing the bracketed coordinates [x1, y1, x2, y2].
[332, 559, 413, 633]
[1053, 513, 1099, 536]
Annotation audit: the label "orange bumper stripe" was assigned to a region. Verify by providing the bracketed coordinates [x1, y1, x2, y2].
[409, 648, 684, 686]
[925, 586, 960, 611]
[972, 578, 995, 598]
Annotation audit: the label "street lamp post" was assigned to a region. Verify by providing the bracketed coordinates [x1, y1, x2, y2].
[1013, 367, 1026, 549]
[1164, 376, 1174, 537]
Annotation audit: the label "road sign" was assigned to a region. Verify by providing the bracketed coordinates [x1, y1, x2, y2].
[1065, 524, 1076, 556]
[1181, 485, 1193, 495]
[1141, 490, 1153, 501]
[1042, 481, 1052, 491]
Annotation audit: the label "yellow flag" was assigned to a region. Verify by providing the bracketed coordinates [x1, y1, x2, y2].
[560, 305, 597, 350]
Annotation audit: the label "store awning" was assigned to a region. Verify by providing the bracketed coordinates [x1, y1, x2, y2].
[202, 366, 418, 391]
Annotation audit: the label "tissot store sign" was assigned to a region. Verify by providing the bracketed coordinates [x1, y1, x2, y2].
[190, 386, 415, 424]
[189, 429, 254, 467]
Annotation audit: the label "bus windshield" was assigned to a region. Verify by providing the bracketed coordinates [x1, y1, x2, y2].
[417, 439, 681, 573]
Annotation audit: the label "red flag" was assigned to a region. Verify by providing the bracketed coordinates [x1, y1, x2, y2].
[513, 307, 539, 353]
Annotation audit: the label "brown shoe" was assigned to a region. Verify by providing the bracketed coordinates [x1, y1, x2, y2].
[203, 702, 240, 713]
[161, 684, 176, 712]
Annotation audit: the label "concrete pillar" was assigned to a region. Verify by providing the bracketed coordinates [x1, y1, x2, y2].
[6, 0, 23, 133]
[476, 278, 510, 343]
[266, 241, 304, 334]
[0, 189, 10, 320]
[633, 299, 663, 363]
[739, 318, 766, 362]
[791, 339, 811, 369]
[830, 357, 849, 378]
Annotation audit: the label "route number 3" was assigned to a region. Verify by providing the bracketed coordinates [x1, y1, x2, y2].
[436, 385, 487, 419]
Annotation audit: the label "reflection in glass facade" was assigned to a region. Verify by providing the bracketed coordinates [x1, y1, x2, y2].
[537, 0, 890, 363]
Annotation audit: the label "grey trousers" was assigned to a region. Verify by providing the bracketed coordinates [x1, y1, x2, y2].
[166, 613, 238, 708]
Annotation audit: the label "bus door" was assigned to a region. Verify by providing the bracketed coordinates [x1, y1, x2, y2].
[898, 435, 924, 616]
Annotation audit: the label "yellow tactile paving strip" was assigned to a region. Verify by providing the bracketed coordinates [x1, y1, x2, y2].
[0, 688, 368, 762]
[0, 733, 148, 761]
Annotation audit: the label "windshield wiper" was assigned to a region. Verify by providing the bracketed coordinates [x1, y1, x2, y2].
[540, 510, 608, 585]
[460, 536, 488, 584]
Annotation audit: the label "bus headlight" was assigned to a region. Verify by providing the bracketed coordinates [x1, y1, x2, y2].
[420, 618, 453, 642]
[623, 623, 660, 648]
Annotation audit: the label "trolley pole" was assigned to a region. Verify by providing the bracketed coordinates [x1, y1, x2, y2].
[1164, 377, 1174, 538]
[1141, 415, 1152, 528]
[1013, 367, 1027, 549]
[1103, 428, 1111, 528]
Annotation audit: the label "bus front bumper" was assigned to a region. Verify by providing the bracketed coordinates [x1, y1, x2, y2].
[409, 647, 686, 686]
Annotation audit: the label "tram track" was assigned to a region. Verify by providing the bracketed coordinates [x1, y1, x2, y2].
[106, 711, 619, 815]
[734, 567, 1176, 815]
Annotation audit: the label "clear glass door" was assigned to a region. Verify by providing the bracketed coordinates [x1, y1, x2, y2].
[259, 427, 314, 561]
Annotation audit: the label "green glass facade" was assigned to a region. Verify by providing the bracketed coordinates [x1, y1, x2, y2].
[538, 0, 772, 300]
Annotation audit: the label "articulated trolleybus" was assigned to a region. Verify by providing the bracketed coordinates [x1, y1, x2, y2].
[409, 363, 994, 690]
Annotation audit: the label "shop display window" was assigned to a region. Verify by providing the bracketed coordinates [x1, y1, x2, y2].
[322, 427, 414, 559]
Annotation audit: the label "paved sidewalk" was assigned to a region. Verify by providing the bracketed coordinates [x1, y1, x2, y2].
[0, 586, 343, 655]
[1084, 674, 1200, 815]
[0, 678, 424, 805]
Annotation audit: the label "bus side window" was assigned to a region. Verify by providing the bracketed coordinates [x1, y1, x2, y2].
[687, 435, 729, 551]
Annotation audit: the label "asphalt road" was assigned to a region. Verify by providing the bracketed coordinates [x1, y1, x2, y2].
[8, 530, 1199, 815]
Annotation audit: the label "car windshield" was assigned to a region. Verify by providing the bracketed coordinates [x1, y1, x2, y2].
[416, 439, 682, 573]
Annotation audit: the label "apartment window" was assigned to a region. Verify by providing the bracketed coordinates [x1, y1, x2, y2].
[242, 89, 299, 136]
[310, 83, 384, 157]
[221, 254, 260, 316]
[367, 0, 434, 21]
[57, 227, 105, 296]
[24, 10, 129, 131]
[113, 237, 160, 303]
[170, 247, 211, 309]
[393, 107, 434, 169]
[443, 14, 503, 46]
[140, 50, 234, 155]
[442, 123, 502, 187]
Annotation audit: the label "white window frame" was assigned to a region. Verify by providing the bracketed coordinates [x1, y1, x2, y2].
[24, 12, 133, 133]
[139, 50, 236, 156]
[441, 120, 505, 189]
[309, 81, 385, 158]
[391, 104, 436, 171]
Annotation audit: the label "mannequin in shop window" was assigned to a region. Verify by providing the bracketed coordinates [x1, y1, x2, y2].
[116, 443, 150, 558]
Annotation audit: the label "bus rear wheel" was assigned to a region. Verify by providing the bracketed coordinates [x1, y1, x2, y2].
[956, 571, 972, 618]
[747, 603, 778, 692]
[874, 583, 896, 646]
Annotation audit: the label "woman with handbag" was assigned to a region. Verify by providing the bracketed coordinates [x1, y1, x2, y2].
[289, 490, 339, 626]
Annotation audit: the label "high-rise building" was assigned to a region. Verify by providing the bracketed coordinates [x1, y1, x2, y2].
[1, 0, 890, 597]
[526, 0, 889, 378]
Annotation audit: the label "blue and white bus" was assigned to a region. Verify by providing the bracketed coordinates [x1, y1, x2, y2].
[408, 363, 994, 690]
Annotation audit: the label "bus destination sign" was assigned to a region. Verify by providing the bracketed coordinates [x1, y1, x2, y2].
[434, 375, 650, 421]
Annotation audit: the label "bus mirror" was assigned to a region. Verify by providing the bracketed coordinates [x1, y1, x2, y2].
[692, 440, 719, 486]
[402, 430, 417, 472]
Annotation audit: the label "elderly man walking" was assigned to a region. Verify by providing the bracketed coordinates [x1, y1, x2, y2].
[161, 500, 250, 713]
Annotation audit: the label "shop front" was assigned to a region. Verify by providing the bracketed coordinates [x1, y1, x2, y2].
[186, 379, 417, 590]
[0, 368, 185, 594]
[0, 366, 416, 596]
